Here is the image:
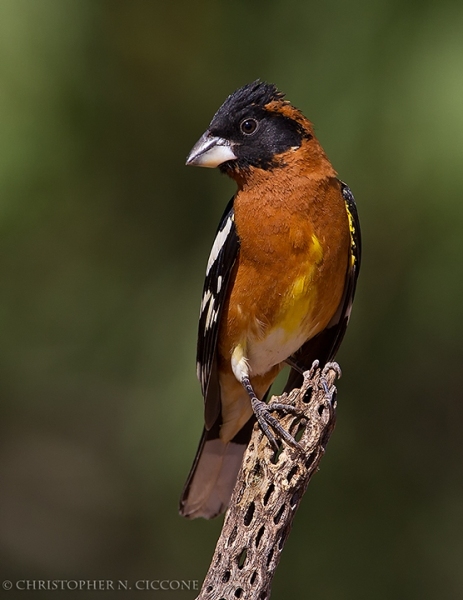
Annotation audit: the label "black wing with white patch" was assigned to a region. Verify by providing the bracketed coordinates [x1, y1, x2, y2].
[283, 180, 361, 392]
[197, 197, 240, 429]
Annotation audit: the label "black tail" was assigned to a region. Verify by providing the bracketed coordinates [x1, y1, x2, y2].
[179, 418, 254, 519]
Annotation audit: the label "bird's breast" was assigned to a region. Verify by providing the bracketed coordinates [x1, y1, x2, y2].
[218, 176, 350, 377]
[245, 238, 328, 376]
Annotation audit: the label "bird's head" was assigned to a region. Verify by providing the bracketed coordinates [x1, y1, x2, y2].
[186, 81, 314, 178]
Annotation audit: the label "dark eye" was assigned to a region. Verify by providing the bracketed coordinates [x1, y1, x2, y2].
[240, 118, 258, 135]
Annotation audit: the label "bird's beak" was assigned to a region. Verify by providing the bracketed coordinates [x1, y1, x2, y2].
[186, 132, 237, 168]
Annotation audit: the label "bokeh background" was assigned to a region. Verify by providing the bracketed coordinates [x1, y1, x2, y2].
[1, 1, 463, 598]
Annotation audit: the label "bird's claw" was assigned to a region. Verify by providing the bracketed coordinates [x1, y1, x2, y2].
[322, 361, 342, 380]
[320, 362, 341, 407]
[251, 397, 304, 453]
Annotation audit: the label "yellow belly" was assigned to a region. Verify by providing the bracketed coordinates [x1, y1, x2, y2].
[244, 236, 323, 374]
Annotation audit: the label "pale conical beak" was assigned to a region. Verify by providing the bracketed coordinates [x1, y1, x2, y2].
[186, 132, 237, 168]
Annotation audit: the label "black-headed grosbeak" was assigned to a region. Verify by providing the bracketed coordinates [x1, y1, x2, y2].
[180, 81, 361, 519]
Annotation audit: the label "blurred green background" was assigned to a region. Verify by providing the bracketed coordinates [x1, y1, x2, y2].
[1, 0, 463, 598]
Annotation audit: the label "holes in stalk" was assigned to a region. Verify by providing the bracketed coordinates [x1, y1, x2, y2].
[250, 571, 257, 585]
[274, 504, 285, 525]
[279, 525, 290, 549]
[252, 459, 261, 476]
[234, 588, 244, 598]
[293, 419, 307, 442]
[290, 488, 301, 507]
[305, 452, 316, 470]
[229, 525, 238, 545]
[263, 484, 274, 506]
[303, 387, 313, 403]
[266, 548, 274, 567]
[287, 465, 298, 483]
[271, 441, 284, 464]
[255, 525, 265, 548]
[244, 501, 255, 526]
[222, 571, 231, 583]
[237, 548, 247, 569]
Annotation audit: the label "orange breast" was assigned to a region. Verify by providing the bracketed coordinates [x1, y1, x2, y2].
[218, 172, 350, 376]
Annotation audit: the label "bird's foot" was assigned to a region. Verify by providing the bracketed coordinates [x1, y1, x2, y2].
[249, 394, 304, 453]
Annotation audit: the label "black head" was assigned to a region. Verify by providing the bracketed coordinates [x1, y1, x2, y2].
[186, 81, 311, 172]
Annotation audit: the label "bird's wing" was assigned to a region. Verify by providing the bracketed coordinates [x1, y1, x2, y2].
[197, 197, 240, 429]
[283, 181, 361, 392]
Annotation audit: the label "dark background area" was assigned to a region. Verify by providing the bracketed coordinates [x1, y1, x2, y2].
[1, 1, 463, 598]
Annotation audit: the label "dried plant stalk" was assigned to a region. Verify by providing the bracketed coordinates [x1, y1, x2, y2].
[196, 362, 340, 600]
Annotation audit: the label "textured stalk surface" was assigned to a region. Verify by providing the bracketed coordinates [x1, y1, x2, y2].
[196, 363, 340, 600]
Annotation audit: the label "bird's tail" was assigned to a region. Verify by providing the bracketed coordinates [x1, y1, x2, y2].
[179, 418, 254, 519]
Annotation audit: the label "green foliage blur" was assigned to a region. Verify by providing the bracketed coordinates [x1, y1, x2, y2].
[1, 1, 463, 598]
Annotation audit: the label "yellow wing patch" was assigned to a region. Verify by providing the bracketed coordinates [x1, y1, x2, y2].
[346, 204, 358, 267]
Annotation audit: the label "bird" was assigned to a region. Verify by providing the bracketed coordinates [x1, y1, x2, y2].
[179, 80, 361, 519]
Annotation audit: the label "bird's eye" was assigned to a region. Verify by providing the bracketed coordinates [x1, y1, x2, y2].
[240, 118, 258, 135]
